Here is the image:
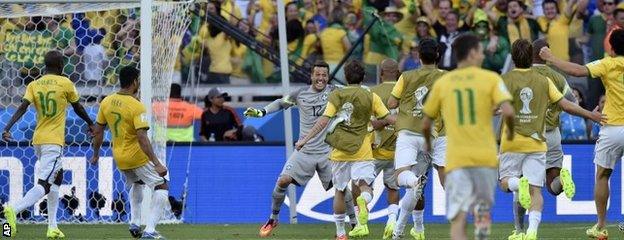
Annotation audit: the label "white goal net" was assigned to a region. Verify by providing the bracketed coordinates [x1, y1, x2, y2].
[0, 1, 191, 223]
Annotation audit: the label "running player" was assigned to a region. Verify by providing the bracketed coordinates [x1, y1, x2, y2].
[370, 59, 400, 239]
[296, 60, 393, 239]
[387, 38, 446, 240]
[504, 38, 580, 239]
[244, 61, 358, 237]
[500, 39, 604, 240]
[539, 28, 623, 239]
[91, 66, 169, 239]
[2, 50, 94, 239]
[422, 33, 516, 240]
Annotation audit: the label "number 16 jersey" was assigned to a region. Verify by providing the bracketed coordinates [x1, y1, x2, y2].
[23, 74, 80, 146]
[96, 93, 150, 170]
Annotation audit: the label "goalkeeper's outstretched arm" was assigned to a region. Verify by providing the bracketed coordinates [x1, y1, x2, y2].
[244, 88, 303, 117]
[2, 100, 30, 141]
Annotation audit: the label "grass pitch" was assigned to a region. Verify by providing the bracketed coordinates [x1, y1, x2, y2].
[9, 223, 620, 239]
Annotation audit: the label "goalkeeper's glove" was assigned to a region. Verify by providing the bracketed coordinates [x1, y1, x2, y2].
[244, 107, 266, 118]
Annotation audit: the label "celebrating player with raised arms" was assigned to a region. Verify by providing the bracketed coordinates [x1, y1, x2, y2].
[540, 28, 622, 239]
[244, 60, 358, 237]
[500, 39, 603, 240]
[2, 50, 94, 239]
[296, 60, 394, 239]
[91, 66, 169, 239]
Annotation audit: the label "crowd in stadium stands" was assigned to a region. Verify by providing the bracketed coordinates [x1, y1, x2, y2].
[1, 0, 623, 141]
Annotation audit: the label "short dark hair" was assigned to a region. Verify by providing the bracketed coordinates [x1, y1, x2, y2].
[44, 50, 64, 74]
[542, 0, 559, 13]
[452, 33, 481, 62]
[344, 60, 365, 84]
[532, 38, 549, 63]
[418, 38, 440, 64]
[119, 66, 139, 88]
[170, 83, 182, 98]
[611, 29, 624, 56]
[446, 10, 460, 20]
[511, 39, 533, 68]
[615, 8, 624, 17]
[312, 60, 330, 73]
[507, 0, 526, 9]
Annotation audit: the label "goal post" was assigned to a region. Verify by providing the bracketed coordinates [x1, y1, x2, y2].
[0, 0, 192, 224]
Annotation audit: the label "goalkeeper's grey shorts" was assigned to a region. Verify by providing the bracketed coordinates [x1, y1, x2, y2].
[280, 150, 332, 190]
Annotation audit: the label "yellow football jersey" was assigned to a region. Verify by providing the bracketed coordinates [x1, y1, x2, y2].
[23, 74, 80, 146]
[323, 93, 390, 161]
[96, 93, 150, 170]
[423, 66, 512, 172]
[586, 56, 624, 125]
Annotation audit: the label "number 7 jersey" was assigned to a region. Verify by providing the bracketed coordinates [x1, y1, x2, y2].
[23, 74, 80, 146]
[423, 66, 512, 172]
[96, 93, 150, 170]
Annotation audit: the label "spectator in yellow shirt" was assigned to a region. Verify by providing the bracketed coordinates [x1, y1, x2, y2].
[320, 8, 352, 83]
[537, 0, 588, 61]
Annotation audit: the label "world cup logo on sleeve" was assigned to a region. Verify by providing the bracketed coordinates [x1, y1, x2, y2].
[338, 102, 354, 126]
[412, 86, 429, 117]
[520, 87, 534, 114]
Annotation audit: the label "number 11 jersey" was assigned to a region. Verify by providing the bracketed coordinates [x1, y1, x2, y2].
[423, 66, 512, 172]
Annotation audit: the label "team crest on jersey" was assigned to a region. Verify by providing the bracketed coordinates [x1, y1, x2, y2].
[140, 113, 147, 123]
[520, 87, 533, 114]
[321, 92, 328, 102]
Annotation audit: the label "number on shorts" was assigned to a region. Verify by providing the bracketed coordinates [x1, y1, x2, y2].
[111, 111, 122, 137]
[453, 88, 476, 125]
[36, 91, 57, 117]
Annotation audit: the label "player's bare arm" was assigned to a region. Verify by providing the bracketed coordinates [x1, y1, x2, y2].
[295, 116, 329, 150]
[90, 124, 106, 165]
[2, 100, 30, 141]
[137, 129, 168, 177]
[71, 102, 95, 135]
[499, 101, 515, 141]
[422, 116, 434, 153]
[539, 47, 589, 77]
[558, 99, 607, 125]
[387, 96, 399, 109]
[371, 114, 396, 130]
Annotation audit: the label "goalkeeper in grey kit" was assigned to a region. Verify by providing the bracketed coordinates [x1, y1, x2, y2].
[245, 61, 357, 237]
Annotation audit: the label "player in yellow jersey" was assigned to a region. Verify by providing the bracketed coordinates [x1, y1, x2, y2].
[90, 67, 169, 239]
[296, 60, 394, 240]
[499, 40, 604, 240]
[1, 51, 94, 239]
[421, 33, 516, 240]
[387, 38, 446, 240]
[369, 59, 400, 239]
[540, 29, 623, 239]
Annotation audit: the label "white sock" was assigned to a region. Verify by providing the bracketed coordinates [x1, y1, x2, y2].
[387, 204, 399, 223]
[334, 214, 346, 236]
[144, 189, 168, 233]
[12, 184, 45, 213]
[527, 211, 541, 233]
[398, 171, 418, 188]
[47, 185, 59, 229]
[130, 184, 144, 226]
[394, 189, 417, 236]
[508, 177, 520, 192]
[344, 188, 357, 225]
[412, 210, 424, 232]
[360, 191, 373, 204]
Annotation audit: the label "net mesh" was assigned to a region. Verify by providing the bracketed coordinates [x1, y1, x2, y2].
[0, 1, 191, 223]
